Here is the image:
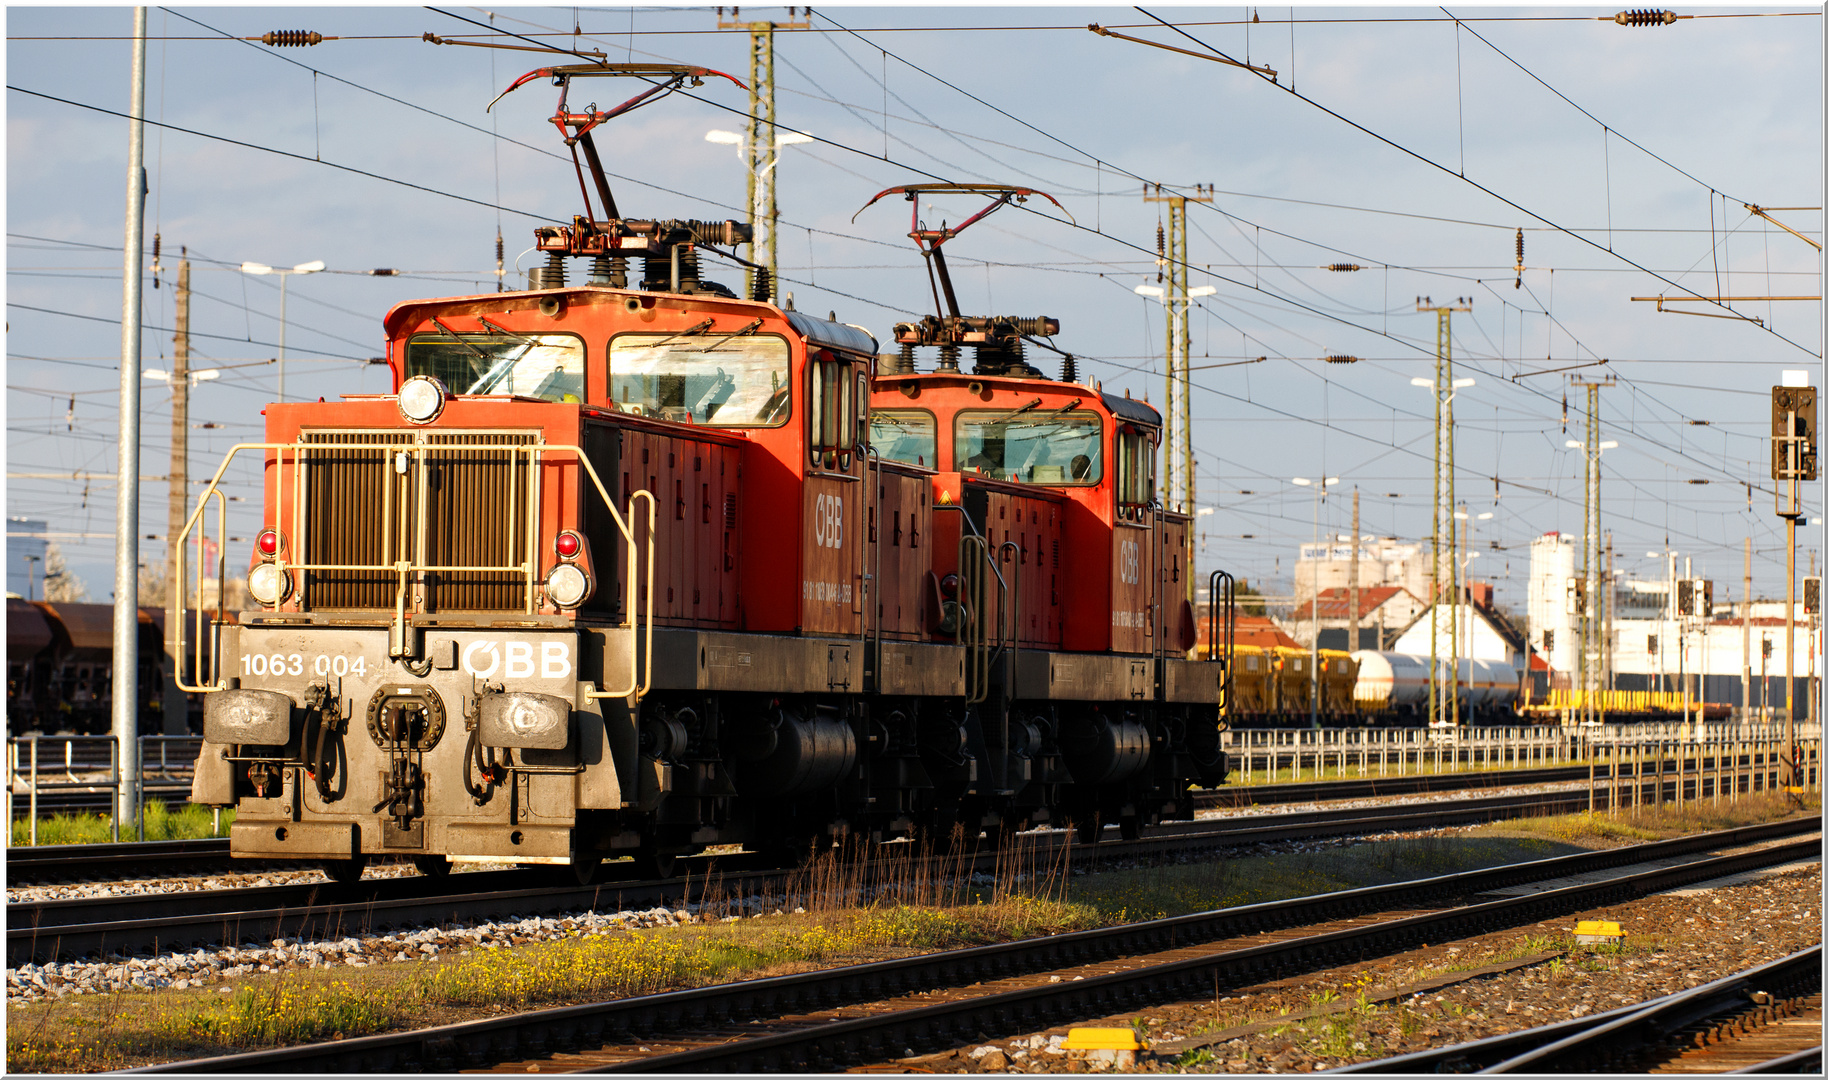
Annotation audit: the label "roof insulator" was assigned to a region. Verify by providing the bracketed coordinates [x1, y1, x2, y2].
[261, 30, 324, 46]
[1611, 9, 1677, 26]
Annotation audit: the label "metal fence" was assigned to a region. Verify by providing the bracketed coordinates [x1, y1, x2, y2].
[1219, 722, 1822, 796]
[5, 735, 203, 845]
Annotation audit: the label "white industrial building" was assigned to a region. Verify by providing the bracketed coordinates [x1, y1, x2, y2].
[1527, 531, 1819, 715]
[1294, 538, 1431, 604]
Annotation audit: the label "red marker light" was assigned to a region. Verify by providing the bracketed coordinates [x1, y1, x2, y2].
[555, 531, 581, 559]
[256, 529, 281, 557]
[939, 573, 959, 599]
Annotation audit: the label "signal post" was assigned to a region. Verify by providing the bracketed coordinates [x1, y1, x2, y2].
[1772, 379, 1816, 790]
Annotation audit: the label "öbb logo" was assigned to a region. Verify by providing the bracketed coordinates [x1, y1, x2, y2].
[814, 493, 844, 549]
[1119, 540, 1141, 585]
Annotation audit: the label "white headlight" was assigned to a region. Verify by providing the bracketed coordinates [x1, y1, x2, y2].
[398, 375, 447, 425]
[248, 562, 291, 606]
[545, 563, 591, 608]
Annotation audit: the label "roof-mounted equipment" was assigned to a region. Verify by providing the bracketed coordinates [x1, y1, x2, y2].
[495, 63, 769, 299]
[856, 183, 1072, 379]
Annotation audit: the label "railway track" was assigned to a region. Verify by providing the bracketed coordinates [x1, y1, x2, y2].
[9, 784, 1676, 966]
[3, 758, 1664, 887]
[1336, 945, 1822, 1074]
[125, 817, 1819, 1073]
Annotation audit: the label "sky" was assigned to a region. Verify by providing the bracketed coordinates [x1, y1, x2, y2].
[5, 4, 1823, 613]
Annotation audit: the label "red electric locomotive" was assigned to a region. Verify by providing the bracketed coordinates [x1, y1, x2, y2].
[181, 66, 1227, 882]
[861, 184, 1228, 841]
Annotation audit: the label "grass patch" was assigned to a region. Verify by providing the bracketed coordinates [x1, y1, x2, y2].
[1066, 835, 1581, 922]
[5, 891, 1100, 1072]
[1468, 790, 1802, 846]
[9, 801, 232, 848]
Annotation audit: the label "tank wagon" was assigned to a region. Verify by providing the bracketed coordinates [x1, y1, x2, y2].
[1351, 651, 1522, 725]
[180, 67, 1228, 882]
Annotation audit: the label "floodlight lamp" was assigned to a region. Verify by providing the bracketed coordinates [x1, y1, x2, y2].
[1566, 440, 1583, 449]
[292, 260, 325, 274]
[1452, 377, 1475, 388]
[240, 262, 274, 275]
[1291, 477, 1312, 486]
[1410, 377, 1433, 387]
[777, 131, 814, 145]
[1188, 285, 1217, 298]
[704, 130, 743, 145]
[1599, 440, 1618, 450]
[1134, 285, 1164, 298]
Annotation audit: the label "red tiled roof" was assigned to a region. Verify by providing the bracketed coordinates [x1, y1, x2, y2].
[1304, 586, 1413, 621]
[1193, 613, 1299, 649]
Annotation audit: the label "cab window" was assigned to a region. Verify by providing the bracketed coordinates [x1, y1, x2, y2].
[406, 332, 584, 403]
[1116, 425, 1156, 517]
[608, 332, 790, 426]
[869, 409, 937, 467]
[954, 405, 1101, 484]
[808, 350, 864, 469]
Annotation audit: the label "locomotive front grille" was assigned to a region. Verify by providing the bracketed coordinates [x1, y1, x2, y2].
[300, 430, 536, 613]
[303, 432, 408, 610]
[421, 432, 530, 612]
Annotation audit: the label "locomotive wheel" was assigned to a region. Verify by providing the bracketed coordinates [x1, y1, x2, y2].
[571, 853, 603, 885]
[322, 854, 367, 885]
[1118, 815, 1143, 842]
[632, 851, 677, 880]
[412, 854, 452, 880]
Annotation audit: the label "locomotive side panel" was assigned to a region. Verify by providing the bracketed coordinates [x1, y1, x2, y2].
[1158, 512, 1196, 654]
[1109, 521, 1152, 654]
[966, 482, 1065, 651]
[1058, 499, 1111, 653]
[871, 463, 932, 641]
[594, 420, 745, 629]
[800, 473, 863, 637]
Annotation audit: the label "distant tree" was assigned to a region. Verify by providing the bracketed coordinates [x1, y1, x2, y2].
[138, 559, 169, 607]
[41, 542, 88, 602]
[1236, 577, 1266, 617]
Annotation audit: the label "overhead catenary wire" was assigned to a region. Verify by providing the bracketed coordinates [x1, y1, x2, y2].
[1122, 8, 1820, 358]
[10, 11, 1807, 583]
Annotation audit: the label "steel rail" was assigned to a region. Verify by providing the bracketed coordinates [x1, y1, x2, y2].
[1737, 1043, 1826, 1073]
[0, 759, 1646, 887]
[4, 837, 234, 883]
[5, 785, 1668, 963]
[575, 839, 1828, 1074]
[125, 819, 1818, 1074]
[1333, 945, 1823, 1073]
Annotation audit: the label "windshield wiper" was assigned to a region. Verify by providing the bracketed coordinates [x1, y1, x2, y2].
[429, 316, 494, 378]
[476, 315, 537, 343]
[982, 397, 1043, 427]
[468, 336, 540, 395]
[693, 317, 764, 353]
[639, 318, 716, 350]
